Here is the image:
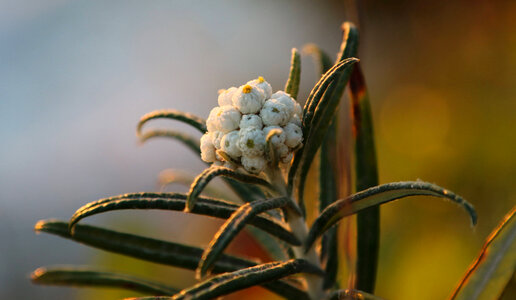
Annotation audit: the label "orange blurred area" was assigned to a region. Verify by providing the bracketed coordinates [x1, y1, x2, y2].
[2, 1, 515, 299]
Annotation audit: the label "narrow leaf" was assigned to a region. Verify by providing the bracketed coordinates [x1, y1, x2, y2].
[177, 259, 322, 300]
[69, 193, 299, 245]
[186, 166, 273, 212]
[31, 267, 178, 295]
[305, 181, 477, 251]
[287, 57, 358, 213]
[450, 205, 516, 300]
[293, 57, 358, 215]
[244, 226, 289, 261]
[349, 62, 381, 293]
[138, 129, 200, 155]
[36, 220, 307, 299]
[303, 43, 333, 77]
[285, 48, 301, 99]
[320, 118, 340, 288]
[137, 109, 207, 136]
[158, 169, 230, 199]
[197, 197, 292, 278]
[328, 289, 385, 300]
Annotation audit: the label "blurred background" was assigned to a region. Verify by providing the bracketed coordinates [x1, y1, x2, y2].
[1, 0, 515, 299]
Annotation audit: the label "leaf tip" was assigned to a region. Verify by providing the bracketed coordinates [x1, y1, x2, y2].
[30, 267, 46, 282]
[34, 220, 47, 233]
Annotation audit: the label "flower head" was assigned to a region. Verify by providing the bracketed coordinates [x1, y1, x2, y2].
[200, 77, 304, 174]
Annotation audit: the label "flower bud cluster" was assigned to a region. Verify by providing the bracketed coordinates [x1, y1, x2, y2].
[200, 77, 303, 174]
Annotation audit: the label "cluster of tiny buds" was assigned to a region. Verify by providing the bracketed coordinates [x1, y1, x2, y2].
[200, 77, 303, 174]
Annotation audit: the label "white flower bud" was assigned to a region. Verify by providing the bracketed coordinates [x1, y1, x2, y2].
[260, 99, 290, 126]
[289, 114, 302, 127]
[238, 127, 265, 156]
[211, 131, 224, 149]
[232, 84, 265, 114]
[271, 91, 295, 117]
[221, 131, 242, 158]
[241, 155, 266, 174]
[218, 87, 237, 106]
[247, 76, 272, 99]
[206, 107, 222, 132]
[263, 126, 286, 146]
[284, 123, 303, 148]
[200, 133, 216, 162]
[240, 114, 263, 130]
[217, 105, 241, 133]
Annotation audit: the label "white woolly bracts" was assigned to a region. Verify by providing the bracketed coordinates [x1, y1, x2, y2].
[201, 77, 303, 174]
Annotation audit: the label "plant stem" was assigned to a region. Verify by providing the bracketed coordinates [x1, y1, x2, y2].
[265, 167, 326, 300]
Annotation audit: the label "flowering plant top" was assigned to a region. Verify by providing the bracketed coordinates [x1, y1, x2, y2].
[201, 77, 303, 174]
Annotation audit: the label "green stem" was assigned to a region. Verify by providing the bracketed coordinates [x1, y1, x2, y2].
[265, 167, 326, 300]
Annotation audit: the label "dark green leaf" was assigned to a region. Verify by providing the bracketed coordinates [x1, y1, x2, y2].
[177, 259, 322, 300]
[137, 109, 207, 135]
[450, 205, 516, 300]
[292, 57, 358, 215]
[287, 57, 358, 214]
[320, 118, 339, 288]
[305, 181, 477, 251]
[349, 62, 380, 293]
[303, 43, 333, 77]
[328, 289, 385, 300]
[285, 48, 301, 99]
[69, 193, 299, 245]
[138, 129, 201, 155]
[36, 220, 307, 299]
[186, 166, 273, 212]
[31, 267, 178, 295]
[244, 226, 290, 261]
[197, 197, 295, 278]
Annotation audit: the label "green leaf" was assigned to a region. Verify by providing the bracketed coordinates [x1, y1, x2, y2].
[197, 197, 295, 278]
[328, 289, 385, 300]
[349, 62, 380, 293]
[138, 129, 201, 155]
[157, 169, 231, 199]
[450, 205, 516, 300]
[31, 267, 178, 295]
[288, 23, 359, 211]
[244, 226, 289, 261]
[285, 48, 301, 99]
[303, 43, 333, 77]
[287, 57, 358, 214]
[319, 118, 340, 289]
[137, 109, 207, 135]
[301, 58, 359, 135]
[186, 166, 273, 212]
[69, 193, 299, 245]
[291, 57, 358, 215]
[305, 181, 477, 251]
[36, 220, 307, 299]
[177, 259, 322, 300]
